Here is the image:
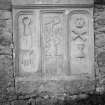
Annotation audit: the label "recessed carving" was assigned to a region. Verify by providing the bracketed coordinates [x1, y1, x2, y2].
[72, 17, 87, 42]
[23, 17, 32, 36]
[20, 50, 34, 70]
[41, 11, 66, 76]
[69, 10, 93, 74]
[44, 16, 63, 57]
[21, 16, 32, 50]
[70, 11, 88, 60]
[76, 43, 85, 59]
[16, 11, 40, 73]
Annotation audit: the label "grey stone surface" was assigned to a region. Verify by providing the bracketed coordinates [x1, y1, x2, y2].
[0, 10, 14, 99]
[94, 5, 105, 91]
[0, 0, 11, 10]
[12, 0, 94, 5]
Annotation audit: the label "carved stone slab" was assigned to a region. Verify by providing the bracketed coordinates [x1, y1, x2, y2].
[13, 6, 94, 94]
[13, 10, 41, 75]
[69, 9, 94, 75]
[41, 10, 67, 78]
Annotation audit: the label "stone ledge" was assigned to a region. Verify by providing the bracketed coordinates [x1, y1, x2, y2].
[12, 0, 94, 5]
[16, 78, 95, 95]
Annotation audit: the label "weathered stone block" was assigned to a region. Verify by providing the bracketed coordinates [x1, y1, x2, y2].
[13, 0, 94, 95]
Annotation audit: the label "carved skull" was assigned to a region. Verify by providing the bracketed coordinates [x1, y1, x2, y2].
[75, 17, 85, 28]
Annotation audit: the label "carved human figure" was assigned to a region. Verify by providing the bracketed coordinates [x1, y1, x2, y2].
[53, 16, 61, 34]
[19, 16, 35, 72]
[43, 14, 64, 76]
[45, 35, 56, 56]
[45, 16, 63, 56]
[21, 16, 32, 50]
[52, 16, 63, 56]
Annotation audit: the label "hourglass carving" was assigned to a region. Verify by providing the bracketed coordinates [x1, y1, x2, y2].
[76, 43, 85, 59]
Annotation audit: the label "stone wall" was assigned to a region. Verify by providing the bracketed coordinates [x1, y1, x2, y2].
[94, 5, 105, 92]
[0, 10, 15, 104]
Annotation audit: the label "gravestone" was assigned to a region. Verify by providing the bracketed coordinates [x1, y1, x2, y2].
[12, 0, 95, 94]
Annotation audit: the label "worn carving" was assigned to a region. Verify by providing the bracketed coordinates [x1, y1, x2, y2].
[71, 14, 88, 59]
[20, 50, 34, 71]
[21, 16, 32, 50]
[72, 17, 87, 42]
[18, 14, 34, 72]
[72, 18, 86, 59]
[44, 16, 63, 56]
[17, 12, 40, 73]
[41, 12, 65, 76]
[69, 10, 93, 74]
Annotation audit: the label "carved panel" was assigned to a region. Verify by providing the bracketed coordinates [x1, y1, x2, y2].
[69, 10, 93, 74]
[17, 11, 40, 73]
[41, 11, 66, 77]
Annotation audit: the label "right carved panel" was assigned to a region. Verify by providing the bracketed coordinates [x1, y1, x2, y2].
[69, 10, 94, 75]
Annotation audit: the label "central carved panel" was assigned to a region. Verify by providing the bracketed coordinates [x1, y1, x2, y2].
[41, 11, 67, 77]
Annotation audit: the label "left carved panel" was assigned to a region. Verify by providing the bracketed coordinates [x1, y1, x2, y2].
[15, 11, 40, 75]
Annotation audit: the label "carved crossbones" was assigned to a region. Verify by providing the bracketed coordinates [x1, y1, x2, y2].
[72, 30, 87, 41]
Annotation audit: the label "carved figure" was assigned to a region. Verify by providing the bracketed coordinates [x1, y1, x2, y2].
[52, 16, 61, 35]
[23, 17, 32, 36]
[44, 16, 63, 56]
[21, 16, 32, 50]
[21, 50, 34, 67]
[42, 14, 64, 75]
[46, 35, 56, 56]
[53, 16, 63, 55]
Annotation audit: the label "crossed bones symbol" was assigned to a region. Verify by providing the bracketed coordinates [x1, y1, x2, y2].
[72, 30, 87, 41]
